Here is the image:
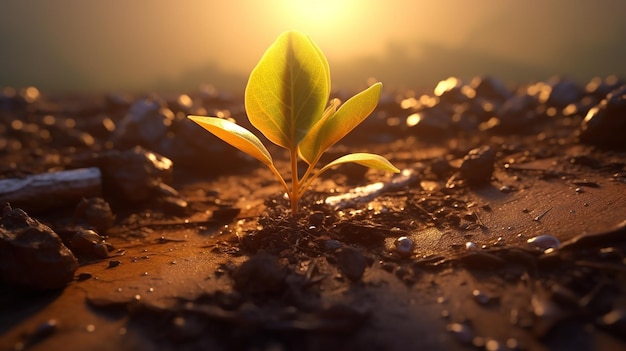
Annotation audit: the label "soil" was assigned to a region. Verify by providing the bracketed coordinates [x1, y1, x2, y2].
[1, 79, 626, 351]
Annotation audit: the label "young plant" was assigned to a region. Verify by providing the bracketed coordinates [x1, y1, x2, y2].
[188, 31, 399, 213]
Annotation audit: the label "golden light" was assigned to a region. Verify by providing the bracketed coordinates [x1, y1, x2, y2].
[264, 0, 373, 57]
[277, 0, 356, 28]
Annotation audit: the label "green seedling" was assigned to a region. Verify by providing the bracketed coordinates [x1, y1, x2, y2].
[188, 30, 399, 213]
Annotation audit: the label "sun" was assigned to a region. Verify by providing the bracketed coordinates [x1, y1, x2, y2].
[274, 0, 357, 33]
[282, 0, 352, 20]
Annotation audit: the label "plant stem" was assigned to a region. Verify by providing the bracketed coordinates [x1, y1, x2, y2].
[290, 147, 299, 213]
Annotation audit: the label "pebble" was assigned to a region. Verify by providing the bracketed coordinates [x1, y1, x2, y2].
[69, 229, 110, 259]
[324, 239, 343, 251]
[336, 247, 368, 282]
[111, 97, 171, 149]
[73, 197, 115, 235]
[579, 84, 626, 149]
[472, 289, 491, 305]
[459, 145, 495, 185]
[100, 146, 174, 202]
[394, 236, 414, 257]
[493, 94, 537, 133]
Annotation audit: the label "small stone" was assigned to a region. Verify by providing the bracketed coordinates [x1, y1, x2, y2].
[579, 84, 626, 149]
[100, 146, 174, 202]
[459, 145, 495, 185]
[336, 247, 368, 282]
[324, 239, 343, 251]
[394, 236, 414, 257]
[69, 229, 110, 259]
[472, 289, 491, 305]
[74, 197, 115, 235]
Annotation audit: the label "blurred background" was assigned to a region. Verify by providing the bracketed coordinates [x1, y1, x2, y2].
[1, 0, 625, 94]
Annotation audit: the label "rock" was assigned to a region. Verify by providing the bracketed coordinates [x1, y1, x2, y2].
[100, 146, 174, 202]
[406, 106, 452, 138]
[459, 145, 495, 185]
[433, 76, 468, 104]
[0, 203, 78, 290]
[540, 77, 584, 108]
[111, 97, 173, 150]
[470, 76, 512, 101]
[336, 247, 368, 282]
[68, 229, 110, 259]
[73, 197, 115, 235]
[578, 84, 626, 149]
[492, 94, 538, 133]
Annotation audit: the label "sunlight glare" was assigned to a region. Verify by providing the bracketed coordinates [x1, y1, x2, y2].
[280, 0, 354, 24]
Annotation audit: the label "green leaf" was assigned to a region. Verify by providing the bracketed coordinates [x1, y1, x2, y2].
[299, 82, 382, 164]
[188, 115, 273, 167]
[319, 152, 400, 175]
[245, 30, 330, 150]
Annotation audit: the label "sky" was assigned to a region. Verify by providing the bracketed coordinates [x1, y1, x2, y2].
[1, 0, 625, 93]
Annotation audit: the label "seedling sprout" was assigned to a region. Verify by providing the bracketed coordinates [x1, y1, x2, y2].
[189, 31, 399, 213]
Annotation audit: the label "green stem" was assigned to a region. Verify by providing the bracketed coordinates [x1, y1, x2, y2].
[290, 147, 299, 213]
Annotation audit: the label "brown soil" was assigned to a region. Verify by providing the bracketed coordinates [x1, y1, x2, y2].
[1, 83, 626, 351]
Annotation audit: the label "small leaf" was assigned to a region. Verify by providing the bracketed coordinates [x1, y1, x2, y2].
[188, 116, 273, 167]
[299, 83, 382, 164]
[245, 31, 330, 150]
[319, 152, 400, 174]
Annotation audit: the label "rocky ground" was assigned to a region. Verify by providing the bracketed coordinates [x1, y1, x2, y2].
[1, 75, 626, 351]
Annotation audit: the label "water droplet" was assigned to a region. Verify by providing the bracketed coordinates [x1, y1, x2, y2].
[527, 235, 560, 250]
[465, 241, 477, 250]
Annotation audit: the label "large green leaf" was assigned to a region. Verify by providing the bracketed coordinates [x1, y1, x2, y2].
[319, 152, 400, 175]
[188, 116, 273, 167]
[299, 82, 382, 164]
[245, 30, 330, 150]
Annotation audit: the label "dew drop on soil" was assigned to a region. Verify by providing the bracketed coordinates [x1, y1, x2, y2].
[465, 241, 477, 250]
[527, 235, 560, 250]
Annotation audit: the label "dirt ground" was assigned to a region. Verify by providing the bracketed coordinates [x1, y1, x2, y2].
[1, 78, 626, 351]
